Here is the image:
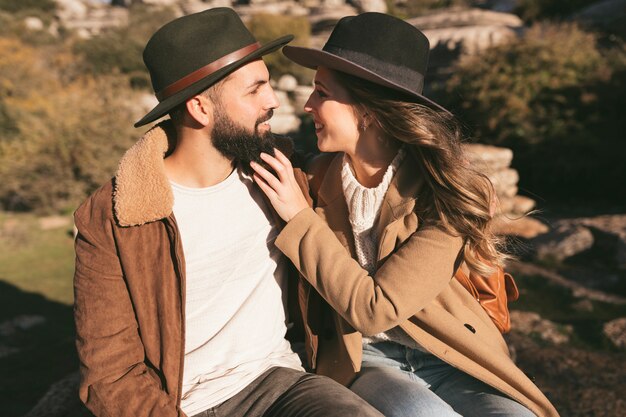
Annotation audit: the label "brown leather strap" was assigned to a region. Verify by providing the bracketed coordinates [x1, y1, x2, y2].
[156, 42, 261, 101]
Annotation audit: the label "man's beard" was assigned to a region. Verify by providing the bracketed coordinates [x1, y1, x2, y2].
[211, 108, 278, 175]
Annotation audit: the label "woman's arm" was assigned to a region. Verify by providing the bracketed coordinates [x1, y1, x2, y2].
[252, 151, 463, 336]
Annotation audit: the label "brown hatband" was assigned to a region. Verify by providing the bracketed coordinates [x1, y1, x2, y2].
[155, 42, 261, 101]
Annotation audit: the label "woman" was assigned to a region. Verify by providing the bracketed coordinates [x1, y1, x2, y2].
[250, 12, 559, 417]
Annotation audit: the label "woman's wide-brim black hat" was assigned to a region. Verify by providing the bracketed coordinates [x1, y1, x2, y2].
[135, 7, 293, 128]
[283, 12, 448, 114]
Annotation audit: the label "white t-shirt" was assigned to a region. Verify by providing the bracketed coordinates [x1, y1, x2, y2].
[171, 167, 302, 415]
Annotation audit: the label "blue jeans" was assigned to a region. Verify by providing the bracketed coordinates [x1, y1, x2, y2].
[349, 342, 536, 417]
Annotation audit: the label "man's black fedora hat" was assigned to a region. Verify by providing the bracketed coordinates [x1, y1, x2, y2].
[283, 12, 447, 113]
[135, 7, 293, 128]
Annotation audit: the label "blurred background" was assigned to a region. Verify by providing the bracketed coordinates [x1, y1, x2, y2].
[0, 0, 624, 415]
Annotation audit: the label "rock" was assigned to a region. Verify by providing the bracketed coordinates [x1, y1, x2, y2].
[0, 315, 46, 337]
[422, 24, 519, 55]
[603, 317, 626, 349]
[277, 74, 298, 92]
[571, 299, 594, 313]
[575, 215, 626, 270]
[463, 143, 513, 173]
[271, 91, 300, 134]
[24, 372, 92, 417]
[351, 0, 387, 13]
[489, 168, 519, 198]
[292, 85, 314, 115]
[510, 310, 573, 345]
[408, 8, 523, 30]
[492, 216, 549, 239]
[511, 195, 536, 216]
[24, 17, 45, 31]
[270, 113, 301, 134]
[532, 223, 594, 262]
[54, 0, 88, 22]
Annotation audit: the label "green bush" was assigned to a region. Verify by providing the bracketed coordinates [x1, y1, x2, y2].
[0, 0, 55, 13]
[514, 0, 598, 23]
[442, 24, 626, 206]
[247, 13, 313, 84]
[0, 37, 136, 213]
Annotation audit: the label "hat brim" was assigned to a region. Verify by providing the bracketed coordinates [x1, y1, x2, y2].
[135, 35, 294, 128]
[282, 45, 450, 114]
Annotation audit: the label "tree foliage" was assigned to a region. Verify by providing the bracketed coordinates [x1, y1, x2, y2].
[0, 38, 137, 212]
[73, 5, 176, 88]
[247, 13, 313, 84]
[443, 23, 626, 205]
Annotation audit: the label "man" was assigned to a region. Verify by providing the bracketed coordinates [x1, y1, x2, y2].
[73, 8, 382, 417]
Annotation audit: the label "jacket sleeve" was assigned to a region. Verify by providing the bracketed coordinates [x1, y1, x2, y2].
[73, 204, 184, 417]
[275, 208, 463, 336]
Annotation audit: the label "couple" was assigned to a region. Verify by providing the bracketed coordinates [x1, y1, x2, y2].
[73, 7, 559, 417]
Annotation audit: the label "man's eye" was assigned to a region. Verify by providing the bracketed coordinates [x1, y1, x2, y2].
[317, 89, 328, 98]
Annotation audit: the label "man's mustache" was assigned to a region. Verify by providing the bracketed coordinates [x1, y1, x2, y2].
[255, 109, 274, 127]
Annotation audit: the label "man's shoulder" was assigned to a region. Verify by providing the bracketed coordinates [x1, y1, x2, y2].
[74, 179, 116, 227]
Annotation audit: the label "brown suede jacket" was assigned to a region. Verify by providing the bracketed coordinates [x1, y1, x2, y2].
[73, 121, 309, 417]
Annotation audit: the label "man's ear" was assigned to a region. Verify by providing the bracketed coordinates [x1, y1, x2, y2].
[185, 95, 213, 127]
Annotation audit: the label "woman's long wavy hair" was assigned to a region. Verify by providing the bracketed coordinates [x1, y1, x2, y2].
[332, 70, 508, 275]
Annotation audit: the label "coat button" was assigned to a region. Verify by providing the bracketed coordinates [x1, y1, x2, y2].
[464, 323, 476, 333]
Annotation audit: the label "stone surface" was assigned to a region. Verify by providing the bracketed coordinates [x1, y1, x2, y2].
[492, 216, 549, 239]
[24, 17, 45, 31]
[423, 24, 519, 55]
[54, 0, 88, 22]
[277, 74, 298, 92]
[292, 85, 314, 115]
[603, 317, 626, 349]
[463, 143, 513, 173]
[511, 195, 535, 216]
[510, 310, 573, 345]
[271, 91, 300, 134]
[351, 0, 387, 13]
[23, 372, 92, 417]
[575, 215, 626, 269]
[532, 223, 595, 262]
[408, 7, 523, 30]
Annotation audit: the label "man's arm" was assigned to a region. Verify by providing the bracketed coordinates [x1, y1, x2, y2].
[73, 201, 183, 417]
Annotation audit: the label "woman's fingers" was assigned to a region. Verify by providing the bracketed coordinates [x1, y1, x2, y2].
[252, 173, 278, 199]
[259, 152, 288, 182]
[250, 161, 281, 191]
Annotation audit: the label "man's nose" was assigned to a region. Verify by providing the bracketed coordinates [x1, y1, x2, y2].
[266, 86, 280, 110]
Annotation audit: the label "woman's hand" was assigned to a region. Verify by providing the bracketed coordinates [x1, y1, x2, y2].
[250, 149, 310, 222]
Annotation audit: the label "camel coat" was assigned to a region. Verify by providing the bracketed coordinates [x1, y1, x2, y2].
[275, 152, 559, 417]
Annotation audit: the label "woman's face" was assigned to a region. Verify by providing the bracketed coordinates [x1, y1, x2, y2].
[304, 67, 360, 154]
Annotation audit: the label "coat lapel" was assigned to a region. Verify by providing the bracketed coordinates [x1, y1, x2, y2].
[376, 151, 425, 263]
[314, 154, 356, 256]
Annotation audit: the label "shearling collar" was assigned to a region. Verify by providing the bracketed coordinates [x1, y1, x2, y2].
[113, 120, 294, 227]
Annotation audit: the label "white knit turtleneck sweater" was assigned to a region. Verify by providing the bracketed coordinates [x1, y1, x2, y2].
[341, 149, 425, 351]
